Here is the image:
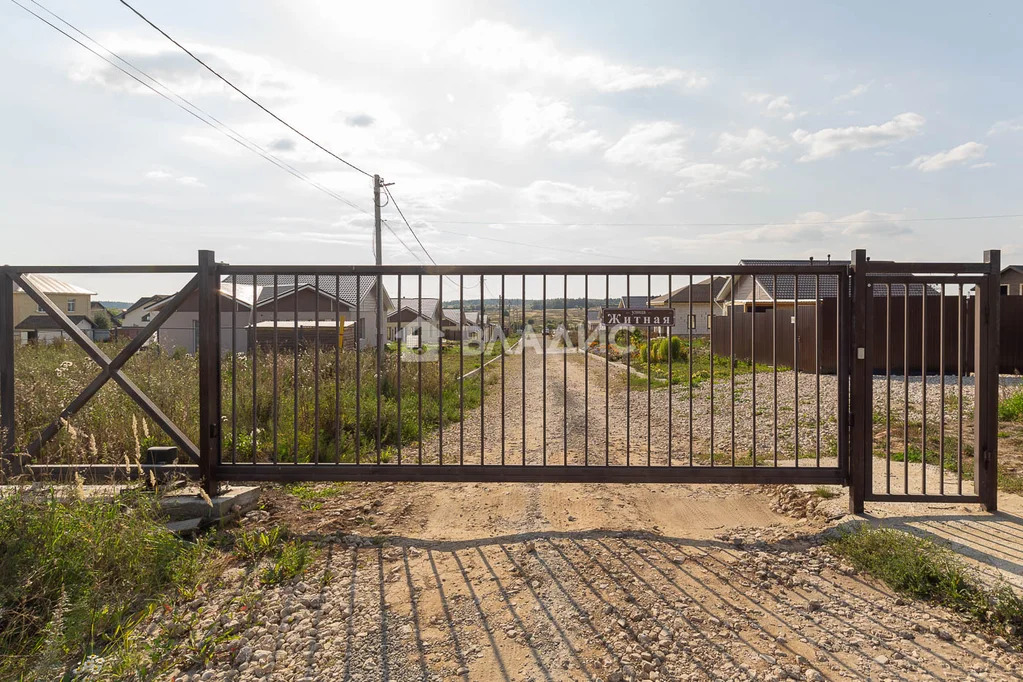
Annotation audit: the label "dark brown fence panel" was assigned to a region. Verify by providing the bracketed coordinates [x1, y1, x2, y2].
[1000, 295, 1023, 374]
[711, 301, 837, 373]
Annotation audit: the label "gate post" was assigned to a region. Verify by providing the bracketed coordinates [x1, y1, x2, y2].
[848, 249, 869, 514]
[0, 269, 14, 454]
[975, 250, 1000, 512]
[197, 250, 221, 496]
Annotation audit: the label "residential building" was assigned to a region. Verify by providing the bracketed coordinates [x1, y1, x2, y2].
[120, 294, 171, 327]
[1001, 265, 1023, 296]
[387, 298, 443, 347]
[649, 276, 728, 336]
[12, 274, 94, 327]
[16, 314, 95, 344]
[154, 275, 392, 354]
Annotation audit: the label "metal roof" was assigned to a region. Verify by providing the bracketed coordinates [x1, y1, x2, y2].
[13, 274, 95, 296]
[619, 295, 654, 307]
[220, 274, 385, 307]
[729, 260, 938, 300]
[391, 297, 440, 318]
[650, 276, 728, 305]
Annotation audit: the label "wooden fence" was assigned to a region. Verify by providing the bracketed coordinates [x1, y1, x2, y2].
[712, 295, 1023, 375]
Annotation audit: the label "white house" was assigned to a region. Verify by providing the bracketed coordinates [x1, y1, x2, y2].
[15, 314, 95, 344]
[119, 294, 171, 328]
[649, 276, 728, 336]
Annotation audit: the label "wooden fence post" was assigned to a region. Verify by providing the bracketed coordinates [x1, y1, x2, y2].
[197, 250, 221, 495]
[0, 269, 14, 454]
[975, 249, 1000, 512]
[849, 249, 869, 514]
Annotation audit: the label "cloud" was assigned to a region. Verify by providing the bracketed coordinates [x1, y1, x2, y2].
[268, 138, 296, 151]
[989, 117, 1023, 135]
[835, 210, 911, 236]
[345, 113, 375, 127]
[792, 112, 925, 161]
[144, 169, 205, 187]
[745, 93, 805, 120]
[499, 93, 605, 152]
[907, 141, 987, 172]
[715, 128, 787, 155]
[834, 82, 872, 102]
[448, 20, 707, 92]
[604, 122, 688, 172]
[523, 180, 636, 211]
[738, 156, 780, 171]
[675, 163, 749, 190]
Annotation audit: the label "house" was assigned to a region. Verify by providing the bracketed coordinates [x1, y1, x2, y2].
[618, 295, 653, 308]
[719, 259, 938, 311]
[1002, 266, 1023, 296]
[437, 308, 496, 343]
[11, 274, 94, 328]
[16, 314, 95, 344]
[154, 275, 393, 354]
[649, 276, 729, 336]
[120, 294, 171, 328]
[387, 298, 443, 347]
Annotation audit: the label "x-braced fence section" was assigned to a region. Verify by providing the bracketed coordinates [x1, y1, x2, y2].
[0, 263, 203, 483]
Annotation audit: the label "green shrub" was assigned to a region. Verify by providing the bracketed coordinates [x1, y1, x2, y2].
[0, 488, 208, 679]
[999, 386, 1023, 422]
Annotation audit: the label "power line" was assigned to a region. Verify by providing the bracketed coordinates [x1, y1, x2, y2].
[382, 185, 436, 265]
[424, 213, 1023, 228]
[12, 0, 369, 215]
[118, 0, 373, 179]
[14, 0, 430, 265]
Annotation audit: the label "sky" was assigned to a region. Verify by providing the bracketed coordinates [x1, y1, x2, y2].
[1, 1, 1022, 300]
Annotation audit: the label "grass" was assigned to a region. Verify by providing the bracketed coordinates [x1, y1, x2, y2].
[829, 526, 1023, 640]
[1000, 385, 1023, 422]
[0, 486, 211, 680]
[620, 337, 778, 391]
[13, 338, 517, 466]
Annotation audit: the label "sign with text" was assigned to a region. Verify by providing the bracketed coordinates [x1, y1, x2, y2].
[601, 308, 675, 327]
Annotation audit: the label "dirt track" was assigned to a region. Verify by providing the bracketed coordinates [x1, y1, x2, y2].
[164, 347, 1023, 681]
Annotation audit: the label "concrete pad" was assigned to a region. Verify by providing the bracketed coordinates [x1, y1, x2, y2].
[160, 485, 262, 521]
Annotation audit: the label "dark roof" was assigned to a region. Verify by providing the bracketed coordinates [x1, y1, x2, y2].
[16, 314, 94, 330]
[123, 294, 169, 315]
[391, 297, 440, 318]
[1003, 265, 1023, 276]
[733, 260, 938, 300]
[222, 274, 383, 307]
[619, 295, 654, 307]
[651, 276, 728, 305]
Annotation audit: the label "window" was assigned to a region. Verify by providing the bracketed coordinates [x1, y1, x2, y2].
[36, 304, 44, 313]
[1001, 284, 1010, 296]
[66, 298, 76, 313]
[1020, 283, 1023, 296]
[141, 313, 151, 322]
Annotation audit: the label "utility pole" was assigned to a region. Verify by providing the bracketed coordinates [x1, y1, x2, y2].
[373, 174, 385, 455]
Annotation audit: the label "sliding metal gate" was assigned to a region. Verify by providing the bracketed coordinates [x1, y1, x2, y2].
[0, 250, 1001, 513]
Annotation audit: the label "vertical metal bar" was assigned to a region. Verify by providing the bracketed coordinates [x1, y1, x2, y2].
[501, 275, 506, 467]
[481, 274, 485, 465]
[272, 275, 278, 464]
[231, 274, 237, 465]
[752, 273, 757, 467]
[957, 283, 964, 495]
[293, 275, 299, 464]
[688, 274, 694, 466]
[584, 275, 589, 466]
[976, 250, 1001, 511]
[730, 274, 735, 466]
[886, 284, 892, 494]
[314, 275, 321, 465]
[626, 276, 630, 466]
[375, 273, 382, 464]
[597, 274, 605, 466]
[709, 273, 715, 466]
[773, 274, 778, 467]
[849, 249, 868, 514]
[437, 276, 442, 465]
[921, 280, 927, 494]
[794, 273, 799, 466]
[459, 276, 464, 465]
[667, 274, 673, 466]
[0, 271, 13, 455]
[836, 267, 850, 479]
[543, 275, 547, 466]
[815, 273, 821, 466]
[647, 274, 651, 467]
[939, 283, 946, 494]
[522, 276, 526, 465]
[397, 275, 402, 465]
[252, 275, 258, 464]
[564, 274, 568, 466]
[356, 277, 362, 464]
[417, 274, 423, 466]
[335, 275, 341, 464]
[197, 250, 220, 495]
[903, 284, 909, 494]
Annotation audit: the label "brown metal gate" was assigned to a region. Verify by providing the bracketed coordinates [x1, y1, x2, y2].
[0, 250, 1001, 513]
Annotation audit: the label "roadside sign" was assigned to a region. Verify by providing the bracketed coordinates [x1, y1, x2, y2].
[601, 308, 674, 327]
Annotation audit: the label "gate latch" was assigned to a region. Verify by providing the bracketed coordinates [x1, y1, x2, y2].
[856, 347, 865, 360]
